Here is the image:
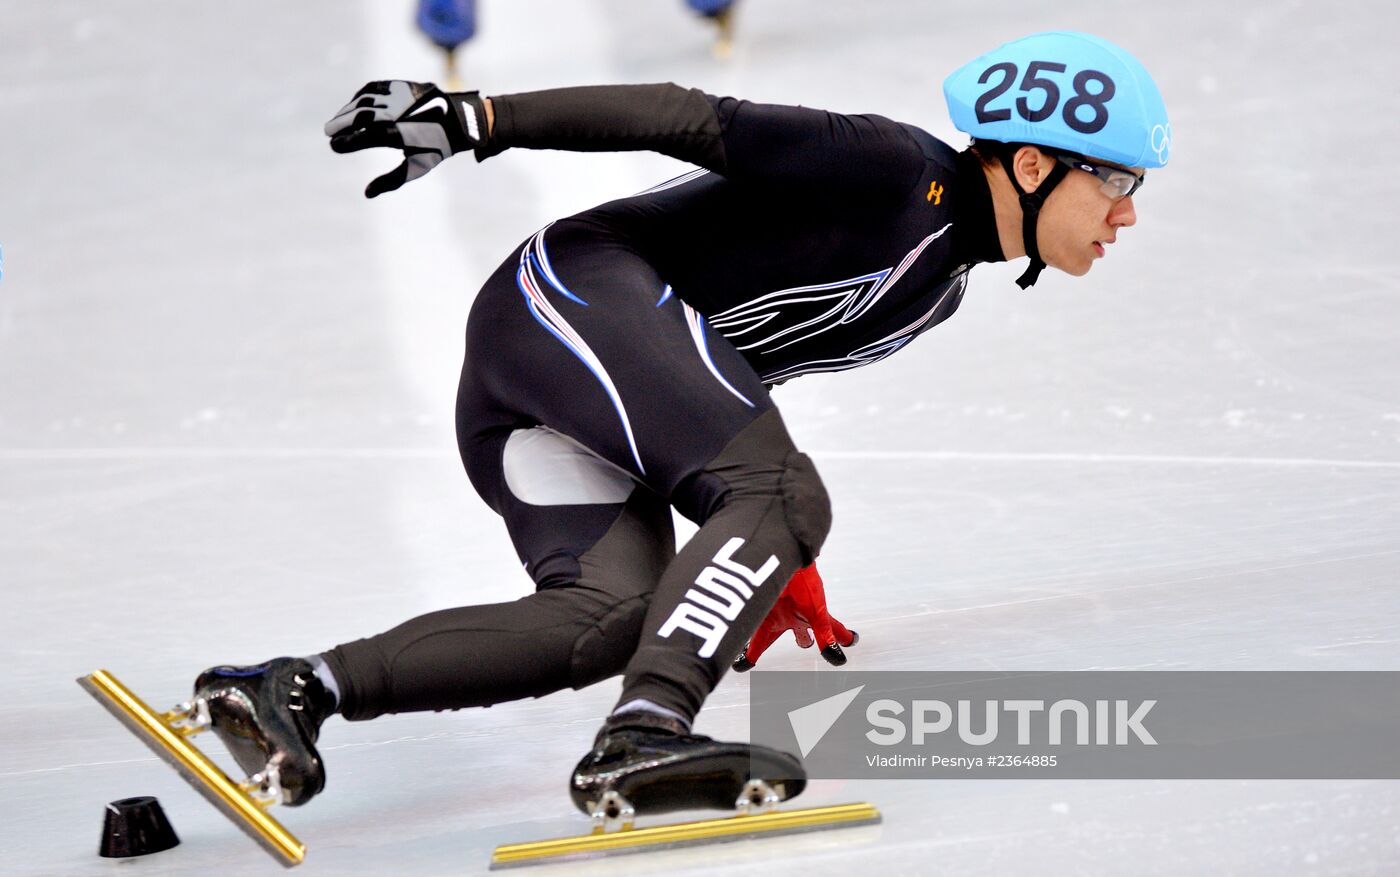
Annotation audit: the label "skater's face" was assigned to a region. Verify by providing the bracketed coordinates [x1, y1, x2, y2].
[1015, 148, 1140, 277]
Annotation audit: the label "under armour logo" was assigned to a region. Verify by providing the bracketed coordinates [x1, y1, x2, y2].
[926, 181, 944, 205]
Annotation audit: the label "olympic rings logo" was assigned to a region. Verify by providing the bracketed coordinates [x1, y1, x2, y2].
[1151, 123, 1172, 164]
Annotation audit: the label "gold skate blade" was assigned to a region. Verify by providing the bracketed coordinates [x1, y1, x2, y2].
[489, 802, 881, 869]
[77, 670, 306, 868]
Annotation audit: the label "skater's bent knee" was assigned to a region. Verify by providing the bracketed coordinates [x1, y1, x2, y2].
[676, 448, 831, 564]
[780, 450, 831, 564]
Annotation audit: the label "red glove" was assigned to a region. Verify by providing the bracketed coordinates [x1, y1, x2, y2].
[732, 563, 858, 672]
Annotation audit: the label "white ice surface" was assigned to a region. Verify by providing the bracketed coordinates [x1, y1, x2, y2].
[4, 1, 1400, 875]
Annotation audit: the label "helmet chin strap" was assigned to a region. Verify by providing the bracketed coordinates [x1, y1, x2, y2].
[998, 153, 1071, 289]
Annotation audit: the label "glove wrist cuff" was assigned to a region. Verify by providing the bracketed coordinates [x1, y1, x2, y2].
[446, 90, 498, 161]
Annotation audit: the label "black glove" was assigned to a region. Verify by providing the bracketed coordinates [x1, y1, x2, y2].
[324, 80, 489, 198]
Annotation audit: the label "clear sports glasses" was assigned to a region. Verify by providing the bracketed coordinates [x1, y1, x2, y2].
[1053, 153, 1145, 200]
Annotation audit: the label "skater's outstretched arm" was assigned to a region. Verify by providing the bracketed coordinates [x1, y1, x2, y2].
[484, 84, 925, 196]
[325, 80, 925, 199]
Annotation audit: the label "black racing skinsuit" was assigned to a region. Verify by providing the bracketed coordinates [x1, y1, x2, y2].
[324, 84, 1005, 724]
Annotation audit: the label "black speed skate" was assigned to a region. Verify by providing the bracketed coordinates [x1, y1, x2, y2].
[191, 657, 336, 807]
[569, 711, 806, 827]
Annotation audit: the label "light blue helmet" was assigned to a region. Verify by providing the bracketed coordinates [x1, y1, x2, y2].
[944, 32, 1169, 289]
[944, 31, 1171, 168]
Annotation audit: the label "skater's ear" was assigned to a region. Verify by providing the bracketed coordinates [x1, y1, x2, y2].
[1010, 145, 1056, 194]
